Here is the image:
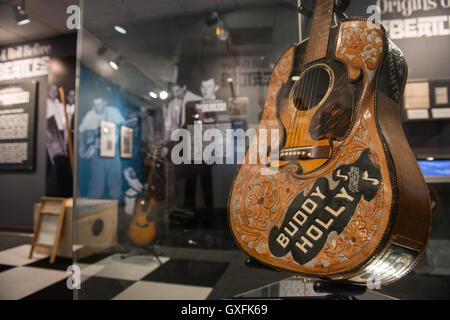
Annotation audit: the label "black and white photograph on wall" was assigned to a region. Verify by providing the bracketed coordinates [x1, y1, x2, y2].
[0, 81, 38, 171]
[45, 55, 76, 197]
[184, 77, 227, 147]
[120, 126, 133, 158]
[195, 78, 227, 123]
[46, 85, 71, 162]
[173, 77, 227, 215]
[163, 82, 202, 140]
[100, 120, 116, 158]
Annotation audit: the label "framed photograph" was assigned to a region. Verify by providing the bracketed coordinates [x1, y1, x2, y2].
[99, 120, 116, 158]
[403, 82, 430, 110]
[429, 80, 450, 107]
[120, 126, 133, 158]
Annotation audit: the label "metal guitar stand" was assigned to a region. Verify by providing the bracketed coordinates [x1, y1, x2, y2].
[114, 238, 163, 266]
[119, 244, 163, 265]
[244, 257, 366, 300]
[312, 280, 366, 300]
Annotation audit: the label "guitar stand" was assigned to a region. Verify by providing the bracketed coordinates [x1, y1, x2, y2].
[244, 257, 366, 300]
[311, 280, 366, 300]
[117, 243, 163, 266]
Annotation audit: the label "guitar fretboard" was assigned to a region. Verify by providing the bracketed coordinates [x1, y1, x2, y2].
[304, 0, 334, 65]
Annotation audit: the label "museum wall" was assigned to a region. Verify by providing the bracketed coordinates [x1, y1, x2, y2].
[0, 34, 76, 230]
[344, 1, 450, 158]
[0, 75, 47, 230]
[77, 66, 144, 205]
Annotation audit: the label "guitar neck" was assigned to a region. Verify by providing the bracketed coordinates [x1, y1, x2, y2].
[143, 147, 162, 199]
[142, 163, 157, 200]
[304, 0, 335, 65]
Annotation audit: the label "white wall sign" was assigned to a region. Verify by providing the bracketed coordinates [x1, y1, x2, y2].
[378, 0, 450, 40]
[0, 43, 52, 82]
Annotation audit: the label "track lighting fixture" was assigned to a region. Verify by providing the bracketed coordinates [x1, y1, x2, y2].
[109, 56, 123, 70]
[159, 90, 168, 100]
[13, 0, 30, 25]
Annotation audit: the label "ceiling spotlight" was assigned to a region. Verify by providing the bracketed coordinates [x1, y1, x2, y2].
[159, 90, 168, 100]
[109, 56, 123, 70]
[114, 25, 127, 34]
[206, 11, 219, 26]
[109, 60, 119, 70]
[426, 156, 435, 161]
[13, 1, 30, 26]
[149, 91, 157, 99]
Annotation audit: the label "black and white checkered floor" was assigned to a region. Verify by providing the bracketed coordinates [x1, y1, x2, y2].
[1, 233, 449, 300]
[0, 244, 233, 300]
[0, 234, 290, 300]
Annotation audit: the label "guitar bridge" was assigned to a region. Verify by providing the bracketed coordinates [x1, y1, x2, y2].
[275, 145, 330, 161]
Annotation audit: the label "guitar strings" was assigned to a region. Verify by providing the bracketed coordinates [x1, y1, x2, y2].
[290, 65, 308, 148]
[292, 69, 307, 147]
[286, 64, 305, 148]
[288, 72, 303, 148]
[305, 66, 322, 150]
[304, 5, 333, 150]
[298, 66, 318, 148]
[285, 72, 301, 148]
[287, 2, 320, 150]
[289, 71, 306, 147]
[297, 25, 330, 150]
[297, 0, 331, 151]
[286, 0, 327, 152]
[284, 59, 300, 147]
[295, 65, 315, 148]
[289, 61, 308, 148]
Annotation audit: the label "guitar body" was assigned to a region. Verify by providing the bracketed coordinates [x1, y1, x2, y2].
[228, 19, 431, 285]
[128, 145, 163, 246]
[128, 197, 156, 245]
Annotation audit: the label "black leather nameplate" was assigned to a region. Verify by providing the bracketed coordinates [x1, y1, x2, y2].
[268, 149, 382, 265]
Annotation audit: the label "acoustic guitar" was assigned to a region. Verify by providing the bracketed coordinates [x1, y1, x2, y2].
[228, 0, 431, 286]
[128, 144, 163, 245]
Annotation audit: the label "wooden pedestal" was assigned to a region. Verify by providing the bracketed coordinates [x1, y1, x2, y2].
[33, 198, 118, 259]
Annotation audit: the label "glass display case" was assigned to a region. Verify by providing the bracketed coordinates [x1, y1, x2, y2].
[69, 0, 450, 300]
[2, 0, 450, 302]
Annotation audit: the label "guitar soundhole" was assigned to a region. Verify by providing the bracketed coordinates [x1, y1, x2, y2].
[291, 64, 333, 111]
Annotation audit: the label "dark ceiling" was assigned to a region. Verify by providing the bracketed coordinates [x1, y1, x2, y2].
[0, 0, 299, 104]
[0, 0, 77, 45]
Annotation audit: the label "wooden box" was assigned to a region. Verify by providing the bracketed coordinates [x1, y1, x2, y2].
[33, 198, 118, 259]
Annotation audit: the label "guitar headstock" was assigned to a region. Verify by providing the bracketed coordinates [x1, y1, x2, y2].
[151, 144, 163, 166]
